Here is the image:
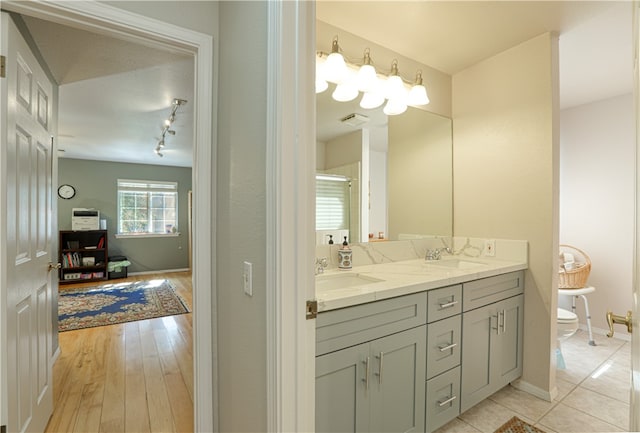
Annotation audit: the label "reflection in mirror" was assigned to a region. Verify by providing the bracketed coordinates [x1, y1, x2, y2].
[316, 87, 452, 244]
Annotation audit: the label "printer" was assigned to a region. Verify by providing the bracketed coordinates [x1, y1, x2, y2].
[72, 208, 100, 231]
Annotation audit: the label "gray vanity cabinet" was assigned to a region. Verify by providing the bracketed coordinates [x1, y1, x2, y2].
[316, 326, 426, 433]
[460, 272, 524, 413]
[315, 292, 428, 433]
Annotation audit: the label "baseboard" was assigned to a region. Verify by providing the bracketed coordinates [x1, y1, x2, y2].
[511, 379, 557, 402]
[128, 268, 190, 276]
[579, 323, 631, 342]
[51, 346, 61, 365]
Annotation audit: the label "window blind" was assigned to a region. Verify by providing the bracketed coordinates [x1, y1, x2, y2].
[316, 175, 350, 230]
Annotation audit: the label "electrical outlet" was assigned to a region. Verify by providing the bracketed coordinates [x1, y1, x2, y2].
[485, 240, 496, 257]
[243, 261, 253, 297]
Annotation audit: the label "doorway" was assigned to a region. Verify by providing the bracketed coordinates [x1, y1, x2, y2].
[0, 2, 215, 431]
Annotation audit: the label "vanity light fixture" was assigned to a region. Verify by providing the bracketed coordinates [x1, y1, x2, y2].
[407, 70, 430, 106]
[154, 98, 187, 157]
[323, 36, 348, 84]
[316, 36, 430, 115]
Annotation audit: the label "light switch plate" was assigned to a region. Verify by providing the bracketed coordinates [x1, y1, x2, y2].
[243, 261, 253, 296]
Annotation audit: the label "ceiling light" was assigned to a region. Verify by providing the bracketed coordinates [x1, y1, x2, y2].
[323, 36, 348, 83]
[407, 70, 430, 106]
[356, 49, 377, 93]
[332, 79, 359, 102]
[155, 98, 188, 157]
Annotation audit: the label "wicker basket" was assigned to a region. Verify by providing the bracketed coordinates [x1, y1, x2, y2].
[558, 244, 591, 289]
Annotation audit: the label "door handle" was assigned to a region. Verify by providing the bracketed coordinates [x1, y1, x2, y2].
[606, 310, 632, 337]
[362, 357, 370, 390]
[48, 262, 61, 272]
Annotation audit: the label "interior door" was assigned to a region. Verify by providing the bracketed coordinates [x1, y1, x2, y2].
[1, 11, 55, 433]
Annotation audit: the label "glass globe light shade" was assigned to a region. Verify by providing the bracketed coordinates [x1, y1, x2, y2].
[385, 74, 407, 101]
[332, 82, 359, 102]
[316, 78, 329, 94]
[357, 64, 378, 93]
[383, 98, 408, 116]
[360, 91, 385, 109]
[408, 84, 430, 105]
[323, 52, 348, 83]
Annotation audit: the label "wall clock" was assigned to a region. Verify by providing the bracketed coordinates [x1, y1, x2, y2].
[57, 184, 76, 199]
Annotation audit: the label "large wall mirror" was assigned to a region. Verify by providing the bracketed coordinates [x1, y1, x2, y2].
[316, 85, 453, 244]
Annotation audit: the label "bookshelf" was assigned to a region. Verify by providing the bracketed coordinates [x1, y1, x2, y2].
[59, 230, 108, 284]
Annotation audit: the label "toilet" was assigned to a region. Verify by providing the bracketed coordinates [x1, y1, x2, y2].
[557, 307, 579, 339]
[556, 307, 579, 369]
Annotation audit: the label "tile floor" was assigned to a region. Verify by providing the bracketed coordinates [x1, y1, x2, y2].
[435, 330, 631, 433]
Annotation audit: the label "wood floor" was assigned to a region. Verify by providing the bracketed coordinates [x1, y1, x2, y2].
[46, 272, 194, 433]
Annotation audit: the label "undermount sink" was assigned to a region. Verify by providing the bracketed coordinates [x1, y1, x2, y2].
[425, 259, 487, 269]
[316, 273, 384, 291]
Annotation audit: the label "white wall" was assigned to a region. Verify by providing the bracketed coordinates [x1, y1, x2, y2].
[453, 33, 559, 397]
[559, 93, 634, 332]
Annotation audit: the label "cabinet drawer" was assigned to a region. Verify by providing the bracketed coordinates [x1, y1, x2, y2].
[427, 284, 462, 323]
[317, 292, 427, 356]
[426, 366, 460, 433]
[426, 315, 461, 379]
[463, 271, 524, 312]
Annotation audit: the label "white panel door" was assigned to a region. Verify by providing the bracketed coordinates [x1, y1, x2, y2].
[1, 12, 55, 433]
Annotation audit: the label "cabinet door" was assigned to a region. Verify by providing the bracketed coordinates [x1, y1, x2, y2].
[369, 326, 426, 433]
[316, 343, 370, 433]
[460, 303, 495, 413]
[496, 295, 524, 387]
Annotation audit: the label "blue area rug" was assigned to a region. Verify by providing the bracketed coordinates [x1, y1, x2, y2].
[58, 279, 190, 332]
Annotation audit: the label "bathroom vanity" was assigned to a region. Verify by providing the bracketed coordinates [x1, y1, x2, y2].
[315, 251, 526, 433]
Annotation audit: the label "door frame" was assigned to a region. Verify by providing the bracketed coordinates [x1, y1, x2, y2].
[265, 2, 316, 431]
[0, 2, 216, 431]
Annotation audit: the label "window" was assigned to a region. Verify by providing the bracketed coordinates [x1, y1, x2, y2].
[316, 174, 350, 230]
[117, 179, 178, 236]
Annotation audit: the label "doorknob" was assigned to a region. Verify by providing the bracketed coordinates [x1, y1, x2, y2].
[606, 310, 632, 337]
[48, 262, 61, 272]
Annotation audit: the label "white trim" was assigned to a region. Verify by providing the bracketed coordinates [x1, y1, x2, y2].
[128, 268, 190, 276]
[115, 233, 181, 239]
[266, 1, 316, 431]
[511, 379, 557, 402]
[0, 2, 216, 432]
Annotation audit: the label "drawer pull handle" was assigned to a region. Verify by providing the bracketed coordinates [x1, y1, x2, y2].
[375, 352, 384, 385]
[437, 395, 457, 407]
[439, 300, 458, 309]
[501, 309, 507, 333]
[438, 343, 458, 352]
[362, 357, 370, 390]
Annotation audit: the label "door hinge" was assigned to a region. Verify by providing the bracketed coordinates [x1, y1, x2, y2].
[0, 55, 5, 78]
[306, 300, 318, 320]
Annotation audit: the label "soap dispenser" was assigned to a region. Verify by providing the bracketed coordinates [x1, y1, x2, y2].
[338, 236, 352, 270]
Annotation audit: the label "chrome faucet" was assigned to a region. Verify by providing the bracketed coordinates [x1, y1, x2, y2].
[315, 257, 328, 275]
[425, 247, 451, 261]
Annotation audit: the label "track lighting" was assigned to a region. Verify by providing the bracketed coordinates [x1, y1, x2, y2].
[316, 36, 430, 115]
[154, 98, 187, 157]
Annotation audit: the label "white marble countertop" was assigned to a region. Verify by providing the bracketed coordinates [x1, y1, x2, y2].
[315, 256, 528, 312]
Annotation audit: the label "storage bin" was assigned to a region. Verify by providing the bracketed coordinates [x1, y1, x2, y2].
[108, 255, 129, 279]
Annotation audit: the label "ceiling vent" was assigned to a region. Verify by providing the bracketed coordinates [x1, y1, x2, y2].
[340, 113, 369, 127]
